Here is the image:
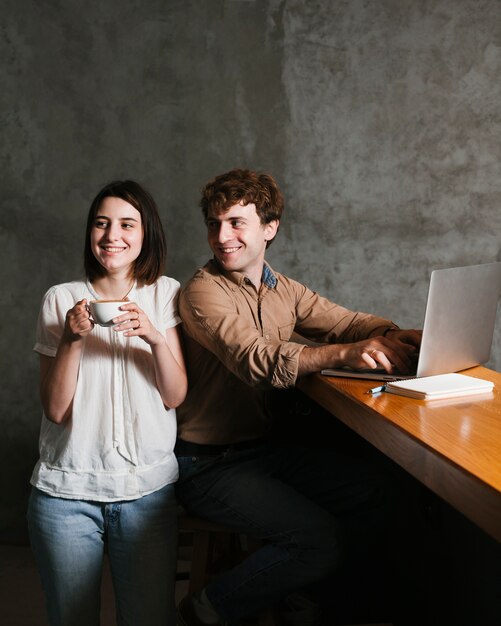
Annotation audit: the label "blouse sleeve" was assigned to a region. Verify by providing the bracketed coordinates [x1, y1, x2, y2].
[33, 286, 74, 357]
[160, 276, 182, 329]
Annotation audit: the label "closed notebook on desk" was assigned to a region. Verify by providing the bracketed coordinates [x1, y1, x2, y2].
[384, 373, 494, 400]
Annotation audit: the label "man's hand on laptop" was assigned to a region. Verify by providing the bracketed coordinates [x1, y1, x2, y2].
[383, 328, 422, 349]
[298, 329, 422, 377]
[344, 329, 422, 374]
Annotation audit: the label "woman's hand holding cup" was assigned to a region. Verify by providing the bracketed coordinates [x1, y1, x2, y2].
[112, 302, 162, 345]
[64, 299, 95, 341]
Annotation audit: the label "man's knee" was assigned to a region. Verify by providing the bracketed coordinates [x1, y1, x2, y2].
[286, 519, 342, 581]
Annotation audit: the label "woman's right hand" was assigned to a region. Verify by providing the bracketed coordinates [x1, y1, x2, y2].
[63, 299, 94, 341]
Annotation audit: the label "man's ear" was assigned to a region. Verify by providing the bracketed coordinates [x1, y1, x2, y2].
[264, 219, 279, 242]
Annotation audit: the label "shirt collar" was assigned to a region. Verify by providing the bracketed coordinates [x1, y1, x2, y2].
[208, 258, 277, 289]
[261, 263, 277, 289]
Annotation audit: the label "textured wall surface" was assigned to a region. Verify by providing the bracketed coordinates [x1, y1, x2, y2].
[2, 0, 501, 540]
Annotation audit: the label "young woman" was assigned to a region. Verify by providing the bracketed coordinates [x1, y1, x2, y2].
[27, 180, 187, 626]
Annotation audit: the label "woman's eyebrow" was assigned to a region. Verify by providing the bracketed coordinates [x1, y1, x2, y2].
[94, 214, 139, 222]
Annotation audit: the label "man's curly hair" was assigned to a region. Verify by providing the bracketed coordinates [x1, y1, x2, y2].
[200, 168, 284, 230]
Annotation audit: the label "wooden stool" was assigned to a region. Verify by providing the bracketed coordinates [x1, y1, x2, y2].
[178, 512, 278, 626]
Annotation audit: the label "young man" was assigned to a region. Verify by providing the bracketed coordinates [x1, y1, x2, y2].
[176, 169, 421, 626]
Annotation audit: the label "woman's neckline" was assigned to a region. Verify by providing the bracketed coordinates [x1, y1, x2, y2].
[87, 279, 136, 301]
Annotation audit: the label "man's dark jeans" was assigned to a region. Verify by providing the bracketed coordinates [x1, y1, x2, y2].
[175, 440, 389, 623]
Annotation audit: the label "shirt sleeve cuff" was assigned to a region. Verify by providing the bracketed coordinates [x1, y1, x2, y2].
[370, 323, 400, 338]
[271, 343, 306, 389]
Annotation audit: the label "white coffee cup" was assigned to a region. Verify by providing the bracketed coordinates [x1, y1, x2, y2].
[89, 300, 125, 327]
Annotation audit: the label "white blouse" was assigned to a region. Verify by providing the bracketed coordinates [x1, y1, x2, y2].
[31, 276, 181, 502]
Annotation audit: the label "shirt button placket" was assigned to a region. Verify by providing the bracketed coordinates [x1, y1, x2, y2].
[112, 330, 122, 449]
[128, 466, 138, 492]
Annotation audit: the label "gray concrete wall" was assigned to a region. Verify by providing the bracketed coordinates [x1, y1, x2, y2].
[2, 0, 501, 540]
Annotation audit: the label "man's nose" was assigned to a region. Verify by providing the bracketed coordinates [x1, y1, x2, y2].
[217, 222, 233, 242]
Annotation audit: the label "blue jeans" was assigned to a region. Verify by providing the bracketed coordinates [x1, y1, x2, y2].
[176, 441, 388, 622]
[27, 484, 178, 626]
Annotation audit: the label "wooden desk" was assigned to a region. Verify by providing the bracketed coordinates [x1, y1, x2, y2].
[297, 366, 501, 544]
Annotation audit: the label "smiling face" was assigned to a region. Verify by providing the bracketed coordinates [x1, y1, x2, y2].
[207, 201, 279, 287]
[90, 196, 144, 278]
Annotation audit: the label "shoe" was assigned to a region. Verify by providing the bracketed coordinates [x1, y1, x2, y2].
[176, 594, 230, 626]
[177, 595, 205, 626]
[281, 592, 323, 626]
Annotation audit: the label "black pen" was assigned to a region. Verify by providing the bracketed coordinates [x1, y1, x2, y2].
[366, 384, 387, 394]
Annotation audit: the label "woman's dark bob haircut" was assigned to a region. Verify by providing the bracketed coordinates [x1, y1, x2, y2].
[84, 180, 166, 285]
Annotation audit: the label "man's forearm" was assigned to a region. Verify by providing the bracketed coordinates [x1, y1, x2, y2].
[297, 343, 349, 377]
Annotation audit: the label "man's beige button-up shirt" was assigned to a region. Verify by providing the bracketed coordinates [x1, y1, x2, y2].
[177, 260, 396, 445]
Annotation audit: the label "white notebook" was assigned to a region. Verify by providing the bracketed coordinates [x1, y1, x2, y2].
[384, 373, 494, 400]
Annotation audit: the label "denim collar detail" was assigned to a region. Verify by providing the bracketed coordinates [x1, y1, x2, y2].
[262, 263, 277, 289]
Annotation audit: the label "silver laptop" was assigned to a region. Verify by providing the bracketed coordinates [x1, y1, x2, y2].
[321, 262, 501, 381]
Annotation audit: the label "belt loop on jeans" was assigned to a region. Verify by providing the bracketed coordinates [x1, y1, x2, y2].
[174, 438, 265, 457]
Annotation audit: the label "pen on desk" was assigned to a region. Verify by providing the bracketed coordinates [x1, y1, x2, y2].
[366, 384, 387, 394]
